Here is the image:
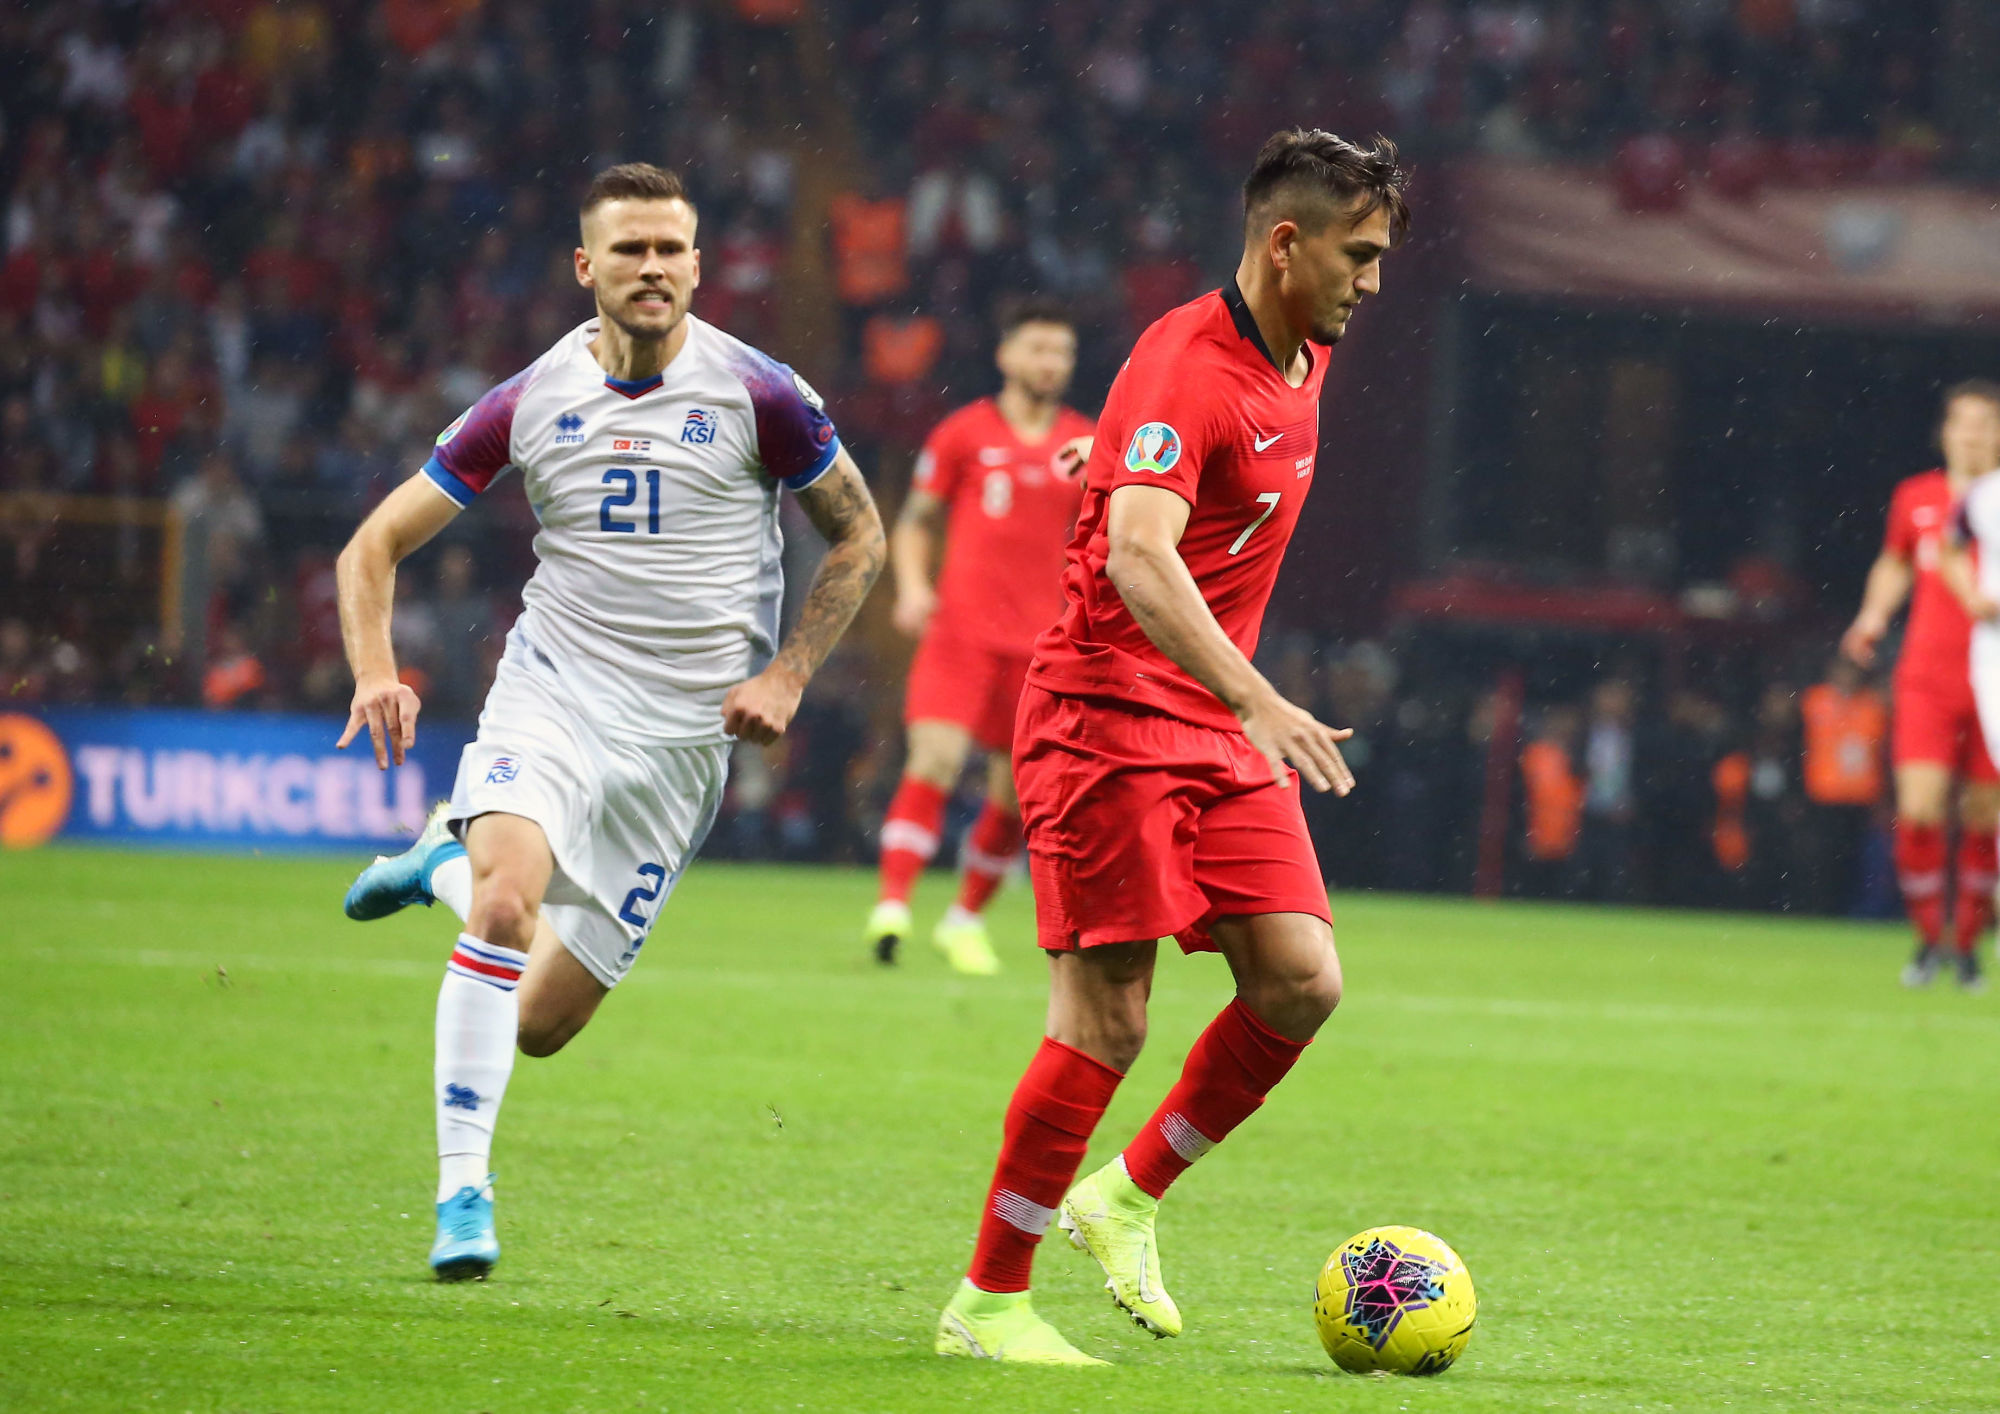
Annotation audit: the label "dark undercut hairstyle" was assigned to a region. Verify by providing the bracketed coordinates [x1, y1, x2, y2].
[579, 162, 694, 222]
[1242, 129, 1410, 245]
[1944, 378, 2000, 415]
[996, 294, 1073, 339]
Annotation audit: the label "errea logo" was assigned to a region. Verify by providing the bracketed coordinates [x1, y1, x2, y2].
[554, 412, 586, 447]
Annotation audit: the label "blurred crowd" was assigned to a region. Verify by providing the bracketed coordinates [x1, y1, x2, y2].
[0, 0, 1953, 898]
[825, 0, 1948, 410]
[1, 0, 812, 712]
[1233, 632, 1896, 913]
[1387, 652, 1892, 913]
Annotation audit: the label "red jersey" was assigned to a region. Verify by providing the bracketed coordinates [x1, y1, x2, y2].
[1884, 469, 1973, 689]
[914, 397, 1095, 651]
[1029, 284, 1329, 732]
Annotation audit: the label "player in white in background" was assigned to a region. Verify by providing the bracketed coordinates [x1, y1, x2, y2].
[1940, 385, 2000, 990]
[333, 163, 884, 1280]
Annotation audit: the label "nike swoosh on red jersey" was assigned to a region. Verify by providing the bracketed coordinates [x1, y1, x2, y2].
[1252, 432, 1282, 451]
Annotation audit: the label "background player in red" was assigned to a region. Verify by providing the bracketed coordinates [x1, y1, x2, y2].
[934, 130, 1408, 1365]
[866, 298, 1095, 975]
[1842, 381, 2000, 989]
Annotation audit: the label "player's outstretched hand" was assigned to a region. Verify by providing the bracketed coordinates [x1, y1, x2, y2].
[338, 675, 421, 769]
[1838, 617, 1882, 668]
[892, 580, 937, 639]
[1053, 436, 1094, 481]
[1238, 690, 1356, 796]
[722, 667, 804, 746]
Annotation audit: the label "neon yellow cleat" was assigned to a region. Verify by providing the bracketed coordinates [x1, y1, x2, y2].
[1059, 1157, 1182, 1338]
[934, 1280, 1107, 1365]
[932, 909, 1002, 975]
[866, 899, 912, 965]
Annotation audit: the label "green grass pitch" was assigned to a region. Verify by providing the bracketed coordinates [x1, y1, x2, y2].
[3, 847, 1997, 1413]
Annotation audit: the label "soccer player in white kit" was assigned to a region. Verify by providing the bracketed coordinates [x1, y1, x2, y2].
[332, 163, 885, 1279]
[1941, 387, 2000, 937]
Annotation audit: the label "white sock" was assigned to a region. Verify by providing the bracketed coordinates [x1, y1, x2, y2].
[429, 853, 473, 922]
[941, 903, 980, 929]
[439, 1152, 489, 1197]
[436, 933, 527, 1203]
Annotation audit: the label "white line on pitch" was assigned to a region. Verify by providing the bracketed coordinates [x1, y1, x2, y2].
[17, 945, 2000, 1036]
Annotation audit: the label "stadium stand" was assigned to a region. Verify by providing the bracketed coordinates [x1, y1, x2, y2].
[0, 0, 1964, 899]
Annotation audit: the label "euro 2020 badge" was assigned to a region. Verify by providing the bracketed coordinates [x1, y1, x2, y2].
[1125, 422, 1181, 475]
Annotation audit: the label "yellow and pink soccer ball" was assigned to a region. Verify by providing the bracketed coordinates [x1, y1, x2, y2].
[1313, 1225, 1477, 1375]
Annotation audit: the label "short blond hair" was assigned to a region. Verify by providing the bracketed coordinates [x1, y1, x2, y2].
[579, 163, 692, 222]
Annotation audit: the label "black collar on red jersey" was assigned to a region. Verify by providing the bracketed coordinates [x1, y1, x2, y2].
[1222, 278, 1311, 378]
[1220, 280, 1275, 367]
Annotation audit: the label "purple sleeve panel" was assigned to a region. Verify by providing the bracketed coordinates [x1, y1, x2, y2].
[724, 344, 842, 491]
[424, 364, 534, 505]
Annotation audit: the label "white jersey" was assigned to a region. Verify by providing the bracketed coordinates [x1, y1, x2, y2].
[1954, 473, 2000, 761]
[1959, 472, 2000, 609]
[421, 316, 841, 742]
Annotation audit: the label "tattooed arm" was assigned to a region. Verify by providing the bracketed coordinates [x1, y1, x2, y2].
[772, 449, 888, 687]
[721, 447, 887, 744]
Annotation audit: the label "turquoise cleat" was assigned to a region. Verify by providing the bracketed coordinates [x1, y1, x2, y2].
[344, 802, 464, 921]
[430, 1180, 499, 1281]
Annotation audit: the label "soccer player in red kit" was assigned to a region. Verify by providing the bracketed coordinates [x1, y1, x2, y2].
[868, 298, 1095, 975]
[934, 130, 1408, 1365]
[1842, 381, 2000, 990]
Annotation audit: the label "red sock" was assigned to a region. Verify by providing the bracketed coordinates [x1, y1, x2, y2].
[954, 802, 1023, 915]
[878, 777, 947, 905]
[967, 1037, 1123, 1293]
[1895, 822, 1948, 946]
[1954, 830, 1996, 954]
[1122, 998, 1309, 1200]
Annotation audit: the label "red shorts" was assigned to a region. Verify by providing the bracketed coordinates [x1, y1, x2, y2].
[1013, 685, 1332, 953]
[904, 625, 1031, 751]
[1892, 673, 1999, 782]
